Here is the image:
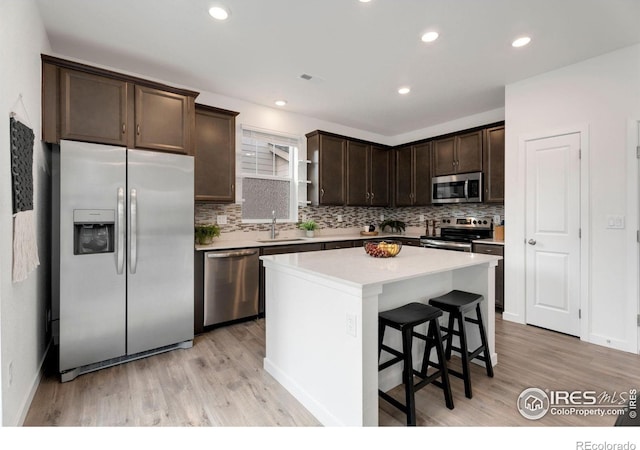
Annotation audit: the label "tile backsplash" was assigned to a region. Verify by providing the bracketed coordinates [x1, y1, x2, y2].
[196, 202, 504, 234]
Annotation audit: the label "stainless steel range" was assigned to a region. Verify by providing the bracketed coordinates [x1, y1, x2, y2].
[420, 217, 493, 252]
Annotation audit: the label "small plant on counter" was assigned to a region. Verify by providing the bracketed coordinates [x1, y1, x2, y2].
[379, 219, 406, 234]
[195, 224, 221, 245]
[298, 220, 319, 231]
[298, 220, 319, 237]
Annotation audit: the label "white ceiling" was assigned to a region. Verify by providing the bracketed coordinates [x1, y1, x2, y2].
[35, 0, 640, 136]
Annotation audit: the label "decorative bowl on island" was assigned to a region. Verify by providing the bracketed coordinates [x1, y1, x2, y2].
[364, 240, 402, 258]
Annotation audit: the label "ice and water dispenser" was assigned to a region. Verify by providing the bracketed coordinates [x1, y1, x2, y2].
[73, 209, 115, 255]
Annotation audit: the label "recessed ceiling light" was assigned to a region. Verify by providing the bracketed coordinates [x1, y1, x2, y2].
[208, 6, 230, 21]
[421, 31, 439, 43]
[359, 0, 372, 3]
[512, 36, 531, 48]
[275, 100, 287, 107]
[398, 87, 411, 95]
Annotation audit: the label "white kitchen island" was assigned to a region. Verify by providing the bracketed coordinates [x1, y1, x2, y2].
[260, 245, 501, 426]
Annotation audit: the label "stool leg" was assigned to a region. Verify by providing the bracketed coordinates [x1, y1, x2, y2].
[444, 312, 455, 360]
[475, 304, 494, 378]
[378, 321, 385, 363]
[430, 320, 454, 410]
[457, 312, 473, 399]
[402, 326, 416, 426]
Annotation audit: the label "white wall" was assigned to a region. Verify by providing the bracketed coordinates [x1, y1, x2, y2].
[504, 44, 640, 353]
[0, 0, 51, 426]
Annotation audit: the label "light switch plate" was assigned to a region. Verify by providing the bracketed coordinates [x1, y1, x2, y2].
[606, 215, 625, 229]
[346, 313, 357, 337]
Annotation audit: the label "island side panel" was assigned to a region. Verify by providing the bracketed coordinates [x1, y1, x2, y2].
[262, 263, 382, 426]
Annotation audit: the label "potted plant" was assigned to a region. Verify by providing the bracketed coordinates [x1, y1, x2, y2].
[298, 220, 319, 237]
[195, 224, 221, 245]
[379, 219, 406, 234]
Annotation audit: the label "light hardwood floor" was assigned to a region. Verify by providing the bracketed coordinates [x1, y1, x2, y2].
[24, 315, 640, 427]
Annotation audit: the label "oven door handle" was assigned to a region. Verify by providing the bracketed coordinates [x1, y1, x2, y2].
[422, 240, 472, 251]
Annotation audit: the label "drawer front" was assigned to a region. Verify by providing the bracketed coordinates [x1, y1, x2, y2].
[473, 243, 504, 256]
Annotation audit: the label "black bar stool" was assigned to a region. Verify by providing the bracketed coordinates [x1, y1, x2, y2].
[378, 302, 454, 426]
[428, 290, 494, 399]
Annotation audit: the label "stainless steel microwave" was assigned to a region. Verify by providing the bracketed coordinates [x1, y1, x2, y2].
[432, 172, 483, 204]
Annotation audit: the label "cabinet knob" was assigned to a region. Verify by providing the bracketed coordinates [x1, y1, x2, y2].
[122, 123, 126, 134]
[370, 192, 374, 200]
[136, 124, 141, 135]
[528, 239, 537, 246]
[366, 192, 370, 200]
[320, 188, 324, 199]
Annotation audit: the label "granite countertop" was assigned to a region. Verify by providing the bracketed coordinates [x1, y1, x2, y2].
[195, 230, 423, 251]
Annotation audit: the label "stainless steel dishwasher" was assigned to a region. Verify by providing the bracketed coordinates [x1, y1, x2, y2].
[203, 249, 260, 327]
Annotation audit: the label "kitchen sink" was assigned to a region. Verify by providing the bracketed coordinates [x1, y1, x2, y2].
[256, 237, 307, 243]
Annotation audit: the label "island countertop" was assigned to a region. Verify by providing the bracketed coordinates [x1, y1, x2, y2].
[260, 245, 502, 289]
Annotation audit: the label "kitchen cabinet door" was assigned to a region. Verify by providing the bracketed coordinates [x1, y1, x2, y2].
[60, 68, 129, 146]
[346, 140, 369, 206]
[323, 240, 356, 250]
[369, 145, 390, 206]
[347, 143, 390, 206]
[194, 105, 239, 202]
[413, 142, 432, 206]
[394, 146, 414, 206]
[483, 125, 505, 203]
[394, 143, 431, 206]
[307, 132, 344, 206]
[432, 137, 456, 176]
[433, 130, 482, 176]
[455, 130, 483, 174]
[134, 85, 192, 154]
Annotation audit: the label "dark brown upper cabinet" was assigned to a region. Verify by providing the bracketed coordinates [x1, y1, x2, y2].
[134, 85, 192, 154]
[307, 131, 346, 206]
[59, 68, 129, 146]
[194, 104, 239, 203]
[432, 130, 483, 176]
[42, 55, 198, 155]
[394, 142, 431, 206]
[483, 125, 505, 203]
[346, 142, 390, 206]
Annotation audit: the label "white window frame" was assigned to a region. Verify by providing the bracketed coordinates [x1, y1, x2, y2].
[238, 125, 301, 224]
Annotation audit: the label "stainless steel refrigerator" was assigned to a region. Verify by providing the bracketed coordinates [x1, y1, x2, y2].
[53, 140, 194, 382]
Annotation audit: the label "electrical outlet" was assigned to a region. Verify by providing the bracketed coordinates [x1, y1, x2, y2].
[337, 214, 343, 222]
[380, 214, 384, 221]
[346, 313, 357, 337]
[216, 215, 227, 225]
[419, 214, 425, 222]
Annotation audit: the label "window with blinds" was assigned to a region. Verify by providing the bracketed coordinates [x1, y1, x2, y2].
[240, 126, 300, 222]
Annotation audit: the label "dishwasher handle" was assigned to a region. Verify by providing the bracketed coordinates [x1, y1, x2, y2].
[206, 249, 259, 259]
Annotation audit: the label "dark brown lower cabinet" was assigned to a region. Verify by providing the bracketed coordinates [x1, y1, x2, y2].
[472, 243, 504, 310]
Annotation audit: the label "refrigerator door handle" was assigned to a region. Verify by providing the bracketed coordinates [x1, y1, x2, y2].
[116, 187, 125, 274]
[129, 188, 138, 274]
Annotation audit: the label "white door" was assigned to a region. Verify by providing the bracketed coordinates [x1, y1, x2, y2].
[525, 132, 581, 336]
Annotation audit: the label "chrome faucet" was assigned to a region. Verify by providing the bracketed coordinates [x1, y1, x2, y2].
[270, 210, 278, 239]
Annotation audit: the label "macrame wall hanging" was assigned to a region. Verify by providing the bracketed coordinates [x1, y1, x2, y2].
[10, 115, 40, 282]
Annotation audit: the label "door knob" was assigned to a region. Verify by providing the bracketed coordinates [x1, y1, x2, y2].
[528, 239, 537, 245]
